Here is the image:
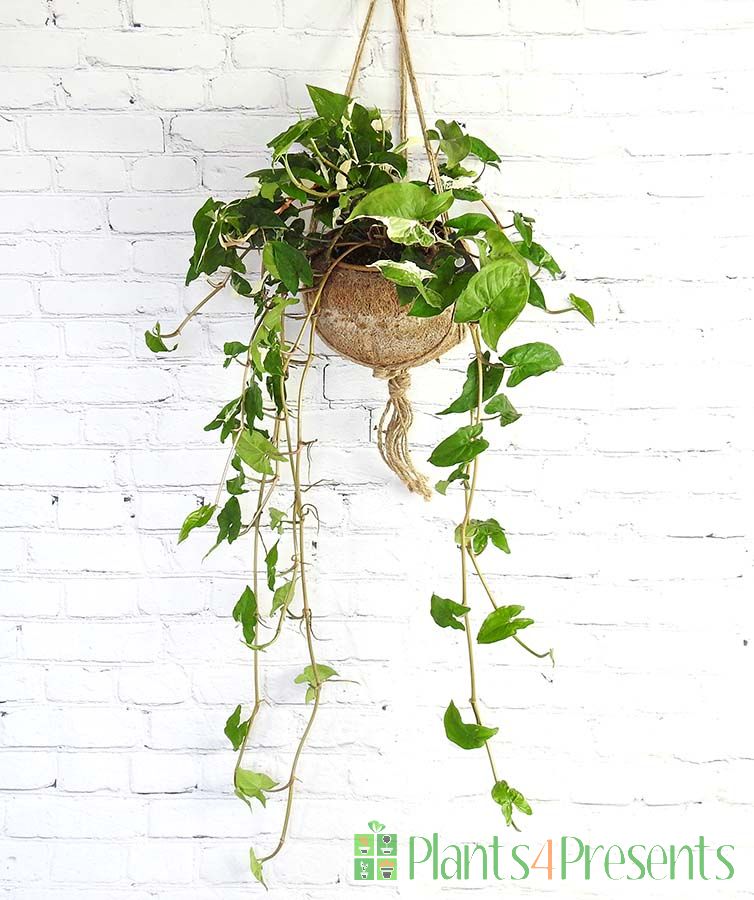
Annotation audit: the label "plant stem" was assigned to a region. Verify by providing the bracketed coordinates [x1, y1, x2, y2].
[458, 325, 500, 784]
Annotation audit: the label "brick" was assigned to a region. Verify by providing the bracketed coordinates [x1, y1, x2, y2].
[0, 73, 55, 107]
[1, 32, 79, 67]
[83, 32, 224, 69]
[54, 0, 122, 27]
[0, 322, 59, 358]
[209, 0, 280, 27]
[6, 797, 144, 838]
[0, 447, 112, 487]
[0, 366, 34, 402]
[108, 196, 203, 232]
[131, 156, 198, 191]
[10, 409, 81, 446]
[135, 73, 205, 110]
[509, 0, 583, 33]
[433, 0, 506, 34]
[46, 666, 116, 703]
[28, 115, 164, 152]
[50, 843, 126, 883]
[36, 365, 173, 403]
[22, 622, 160, 662]
[233, 32, 360, 70]
[0, 196, 101, 232]
[63, 320, 132, 358]
[133, 0, 203, 27]
[0, 840, 49, 882]
[119, 664, 191, 705]
[40, 280, 178, 316]
[61, 71, 134, 108]
[60, 238, 131, 275]
[0, 581, 60, 616]
[0, 752, 55, 789]
[57, 752, 129, 791]
[0, 1, 47, 25]
[0, 157, 52, 191]
[56, 155, 128, 192]
[128, 840, 194, 883]
[134, 238, 191, 275]
[130, 751, 197, 793]
[209, 72, 283, 109]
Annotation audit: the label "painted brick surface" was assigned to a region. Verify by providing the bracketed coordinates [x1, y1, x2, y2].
[1, 0, 752, 896]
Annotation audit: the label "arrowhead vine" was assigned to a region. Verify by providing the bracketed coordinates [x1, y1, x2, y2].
[145, 84, 592, 885]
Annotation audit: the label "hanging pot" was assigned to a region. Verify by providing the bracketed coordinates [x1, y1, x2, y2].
[305, 252, 466, 499]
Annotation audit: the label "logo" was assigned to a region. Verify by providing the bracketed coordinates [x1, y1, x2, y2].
[353, 820, 398, 881]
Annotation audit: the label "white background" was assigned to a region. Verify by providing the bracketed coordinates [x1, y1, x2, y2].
[1, 0, 753, 897]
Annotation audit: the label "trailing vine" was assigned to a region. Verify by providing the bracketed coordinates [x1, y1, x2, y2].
[145, 84, 593, 886]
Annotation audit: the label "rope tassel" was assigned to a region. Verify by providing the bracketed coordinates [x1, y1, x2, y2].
[374, 368, 432, 501]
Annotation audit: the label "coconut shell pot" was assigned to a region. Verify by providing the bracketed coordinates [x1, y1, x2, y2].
[305, 254, 465, 500]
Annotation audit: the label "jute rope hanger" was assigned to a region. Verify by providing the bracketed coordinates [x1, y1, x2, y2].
[335, 0, 463, 501]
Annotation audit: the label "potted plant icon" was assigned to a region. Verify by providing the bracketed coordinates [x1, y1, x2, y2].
[357, 835, 371, 855]
[379, 859, 396, 880]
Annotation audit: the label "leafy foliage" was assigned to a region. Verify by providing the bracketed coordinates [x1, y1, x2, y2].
[444, 700, 498, 749]
[143, 81, 594, 880]
[430, 594, 468, 631]
[477, 605, 535, 644]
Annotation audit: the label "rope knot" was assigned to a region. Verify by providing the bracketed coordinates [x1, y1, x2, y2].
[372, 367, 432, 502]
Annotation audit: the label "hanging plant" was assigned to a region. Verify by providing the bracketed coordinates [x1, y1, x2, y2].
[145, 9, 592, 886]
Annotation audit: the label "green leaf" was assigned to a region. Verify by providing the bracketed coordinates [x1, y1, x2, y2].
[349, 182, 454, 224]
[262, 240, 313, 295]
[294, 664, 338, 690]
[456, 517, 510, 555]
[236, 769, 278, 808]
[491, 780, 532, 827]
[379, 217, 436, 247]
[231, 273, 253, 297]
[268, 116, 318, 160]
[371, 259, 441, 306]
[269, 507, 286, 533]
[264, 541, 278, 592]
[243, 380, 264, 424]
[454, 258, 530, 351]
[443, 700, 498, 749]
[435, 119, 472, 168]
[516, 241, 562, 277]
[477, 605, 534, 644]
[233, 586, 258, 645]
[216, 496, 242, 545]
[307, 84, 350, 122]
[430, 594, 468, 631]
[445, 213, 497, 238]
[468, 135, 501, 165]
[528, 279, 547, 310]
[568, 293, 595, 326]
[439, 354, 504, 415]
[435, 465, 469, 495]
[368, 820, 385, 834]
[484, 393, 521, 427]
[178, 504, 215, 544]
[270, 580, 294, 616]
[502, 342, 563, 388]
[249, 846, 267, 889]
[235, 429, 286, 476]
[429, 423, 489, 468]
[513, 212, 533, 247]
[145, 323, 176, 353]
[186, 197, 224, 285]
[224, 341, 248, 360]
[224, 704, 250, 751]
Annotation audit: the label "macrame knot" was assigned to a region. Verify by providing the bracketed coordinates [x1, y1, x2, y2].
[373, 367, 432, 501]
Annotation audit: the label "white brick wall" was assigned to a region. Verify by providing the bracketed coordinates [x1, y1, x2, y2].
[1, 1, 753, 897]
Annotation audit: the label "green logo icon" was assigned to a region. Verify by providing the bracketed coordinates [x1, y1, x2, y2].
[353, 820, 398, 881]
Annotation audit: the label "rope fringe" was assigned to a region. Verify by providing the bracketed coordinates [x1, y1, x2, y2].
[374, 368, 433, 501]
